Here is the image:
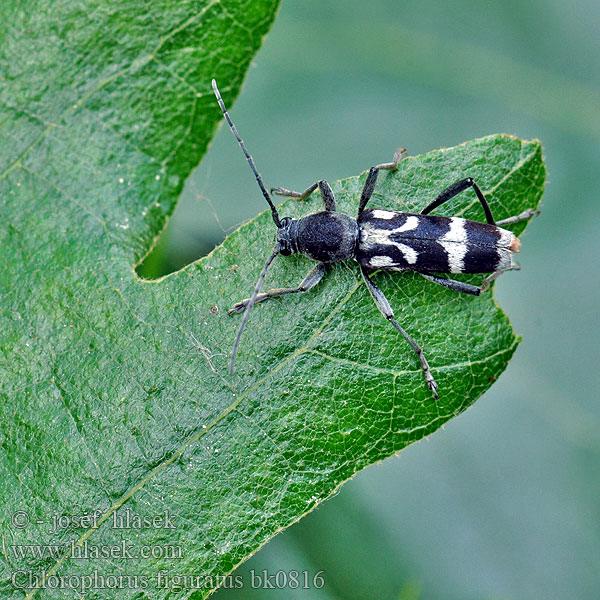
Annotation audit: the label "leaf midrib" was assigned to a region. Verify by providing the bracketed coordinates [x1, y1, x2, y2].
[24, 272, 362, 599]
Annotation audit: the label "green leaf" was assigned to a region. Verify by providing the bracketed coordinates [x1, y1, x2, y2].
[0, 1, 545, 599]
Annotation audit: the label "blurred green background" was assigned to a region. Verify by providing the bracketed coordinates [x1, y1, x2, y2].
[141, 1, 599, 598]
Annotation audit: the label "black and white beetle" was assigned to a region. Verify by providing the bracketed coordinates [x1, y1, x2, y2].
[212, 80, 536, 398]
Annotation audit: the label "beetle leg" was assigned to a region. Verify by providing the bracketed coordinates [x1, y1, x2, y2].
[271, 181, 336, 211]
[228, 263, 328, 314]
[374, 147, 407, 171]
[421, 178, 496, 225]
[419, 273, 482, 295]
[358, 148, 407, 217]
[360, 266, 438, 398]
[496, 208, 539, 226]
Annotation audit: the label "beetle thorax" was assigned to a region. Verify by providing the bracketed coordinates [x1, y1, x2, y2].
[288, 211, 358, 263]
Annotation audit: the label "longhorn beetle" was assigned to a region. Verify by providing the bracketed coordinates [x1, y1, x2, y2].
[212, 79, 537, 398]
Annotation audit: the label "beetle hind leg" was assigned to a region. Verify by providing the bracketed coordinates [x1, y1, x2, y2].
[479, 264, 521, 293]
[421, 178, 496, 225]
[420, 265, 521, 296]
[496, 208, 539, 226]
[419, 273, 482, 295]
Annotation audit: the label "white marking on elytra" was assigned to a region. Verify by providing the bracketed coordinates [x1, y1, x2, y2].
[498, 228, 511, 245]
[368, 255, 396, 267]
[361, 227, 391, 247]
[360, 218, 420, 265]
[370, 212, 419, 235]
[496, 226, 521, 254]
[396, 243, 418, 264]
[496, 249, 513, 270]
[438, 217, 468, 273]
[396, 215, 419, 232]
[370, 209, 396, 220]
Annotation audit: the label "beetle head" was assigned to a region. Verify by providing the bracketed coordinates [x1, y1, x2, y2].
[276, 217, 298, 256]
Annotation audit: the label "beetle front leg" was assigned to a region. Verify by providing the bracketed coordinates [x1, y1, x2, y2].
[374, 147, 407, 171]
[271, 180, 336, 211]
[228, 263, 328, 314]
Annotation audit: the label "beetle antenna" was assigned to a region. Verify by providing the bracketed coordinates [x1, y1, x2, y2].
[229, 243, 281, 375]
[212, 79, 282, 228]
